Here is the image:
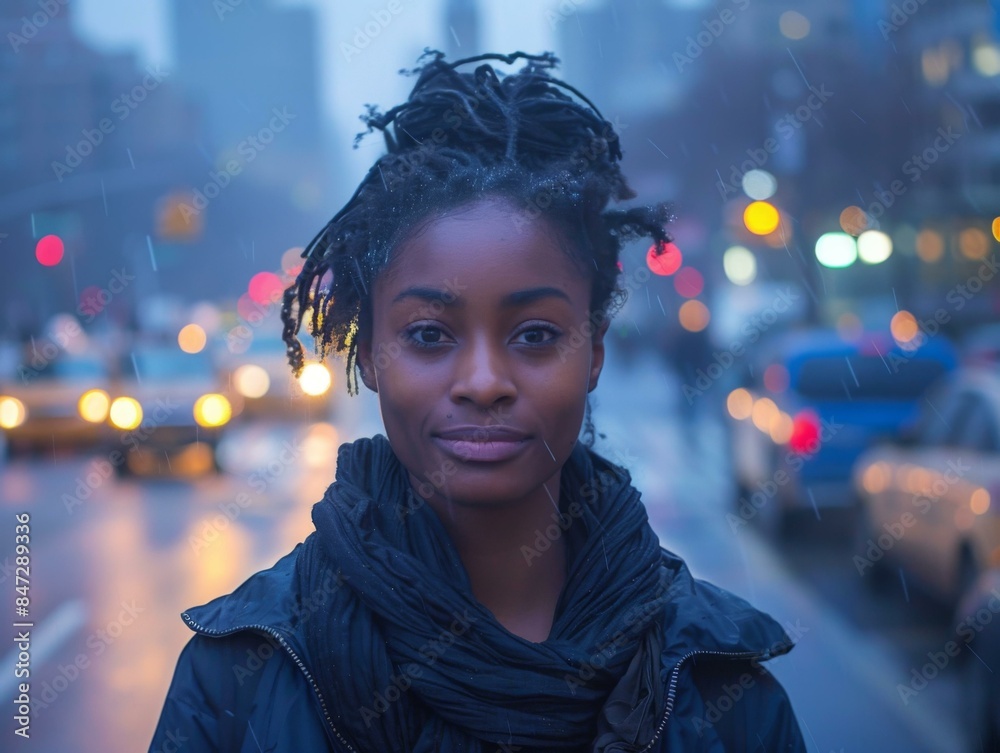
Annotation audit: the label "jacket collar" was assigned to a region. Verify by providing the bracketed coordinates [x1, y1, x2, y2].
[181, 544, 793, 668]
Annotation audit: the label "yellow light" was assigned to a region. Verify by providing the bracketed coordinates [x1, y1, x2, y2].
[194, 394, 232, 428]
[751, 397, 777, 433]
[959, 227, 990, 260]
[915, 229, 944, 262]
[109, 397, 143, 430]
[299, 362, 332, 396]
[992, 217, 1000, 243]
[743, 201, 780, 235]
[78, 389, 110, 423]
[178, 323, 208, 354]
[971, 488, 991, 515]
[779, 10, 810, 40]
[0, 397, 26, 429]
[233, 364, 270, 398]
[890, 310, 920, 344]
[727, 388, 753, 420]
[678, 300, 710, 332]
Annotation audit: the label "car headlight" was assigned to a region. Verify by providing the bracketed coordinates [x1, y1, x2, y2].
[194, 393, 232, 428]
[299, 362, 332, 396]
[109, 397, 143, 430]
[78, 389, 111, 423]
[0, 396, 26, 429]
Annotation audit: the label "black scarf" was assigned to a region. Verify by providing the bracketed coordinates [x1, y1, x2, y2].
[296, 434, 672, 753]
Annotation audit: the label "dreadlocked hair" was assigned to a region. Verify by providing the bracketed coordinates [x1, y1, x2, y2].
[281, 49, 674, 437]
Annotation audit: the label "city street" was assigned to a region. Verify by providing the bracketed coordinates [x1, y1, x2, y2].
[0, 345, 968, 752]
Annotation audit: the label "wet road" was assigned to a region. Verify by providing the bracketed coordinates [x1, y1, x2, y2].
[0, 345, 967, 752]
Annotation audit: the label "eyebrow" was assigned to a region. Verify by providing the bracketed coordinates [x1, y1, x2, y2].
[391, 286, 572, 307]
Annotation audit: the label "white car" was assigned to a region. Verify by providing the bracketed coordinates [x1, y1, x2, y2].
[852, 367, 1000, 606]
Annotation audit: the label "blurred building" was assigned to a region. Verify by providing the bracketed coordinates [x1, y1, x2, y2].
[171, 0, 330, 206]
[0, 0, 204, 336]
[444, 0, 481, 57]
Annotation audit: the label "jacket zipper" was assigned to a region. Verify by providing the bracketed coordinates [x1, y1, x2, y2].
[181, 612, 358, 753]
[636, 648, 773, 753]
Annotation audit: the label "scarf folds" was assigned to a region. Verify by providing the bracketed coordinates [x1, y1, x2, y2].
[296, 434, 671, 753]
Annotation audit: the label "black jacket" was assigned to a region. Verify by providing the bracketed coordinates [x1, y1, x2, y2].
[150, 545, 806, 752]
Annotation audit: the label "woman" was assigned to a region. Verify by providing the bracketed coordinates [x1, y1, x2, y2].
[150, 50, 806, 752]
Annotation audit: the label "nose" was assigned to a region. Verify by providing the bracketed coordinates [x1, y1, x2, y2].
[449, 333, 516, 410]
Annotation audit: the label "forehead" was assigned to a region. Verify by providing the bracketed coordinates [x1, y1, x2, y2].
[376, 200, 589, 300]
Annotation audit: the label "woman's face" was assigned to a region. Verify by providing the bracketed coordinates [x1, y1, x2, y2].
[357, 197, 608, 509]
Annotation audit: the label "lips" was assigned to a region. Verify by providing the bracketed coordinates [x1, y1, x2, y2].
[433, 425, 531, 463]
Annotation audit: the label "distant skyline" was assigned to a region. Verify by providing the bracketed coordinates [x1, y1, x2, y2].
[73, 0, 569, 201]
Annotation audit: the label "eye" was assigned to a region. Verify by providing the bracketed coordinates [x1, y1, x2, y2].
[514, 324, 562, 346]
[404, 324, 450, 349]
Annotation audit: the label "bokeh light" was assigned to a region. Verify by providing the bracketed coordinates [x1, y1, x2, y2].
[723, 246, 757, 285]
[233, 364, 271, 398]
[836, 312, 864, 341]
[890, 310, 920, 344]
[763, 363, 790, 393]
[36, 235, 64, 266]
[678, 299, 710, 332]
[281, 246, 305, 277]
[78, 389, 110, 423]
[741, 169, 777, 201]
[673, 267, 704, 298]
[779, 10, 810, 40]
[248, 271, 284, 305]
[958, 227, 990, 260]
[839, 206, 871, 236]
[815, 232, 857, 268]
[178, 323, 208, 353]
[915, 229, 944, 262]
[646, 241, 683, 276]
[857, 230, 893, 264]
[992, 217, 1000, 243]
[299, 362, 332, 396]
[727, 388, 753, 420]
[109, 397, 142, 430]
[194, 393, 232, 427]
[743, 201, 780, 235]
